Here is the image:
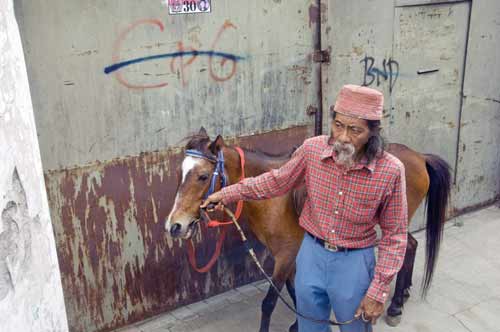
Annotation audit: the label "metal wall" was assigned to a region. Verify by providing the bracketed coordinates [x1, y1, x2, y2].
[320, 0, 500, 229]
[16, 0, 319, 170]
[14, 0, 500, 331]
[15, 1, 319, 331]
[0, 1, 68, 331]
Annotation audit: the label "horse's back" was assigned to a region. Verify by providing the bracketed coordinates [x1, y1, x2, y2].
[386, 143, 430, 219]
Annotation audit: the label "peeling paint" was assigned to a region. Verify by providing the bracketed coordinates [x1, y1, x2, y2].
[45, 126, 309, 332]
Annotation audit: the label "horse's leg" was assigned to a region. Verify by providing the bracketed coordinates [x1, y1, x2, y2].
[285, 276, 298, 332]
[404, 233, 418, 301]
[386, 232, 418, 327]
[259, 255, 293, 332]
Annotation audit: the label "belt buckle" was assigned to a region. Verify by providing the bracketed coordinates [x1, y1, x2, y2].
[325, 242, 339, 252]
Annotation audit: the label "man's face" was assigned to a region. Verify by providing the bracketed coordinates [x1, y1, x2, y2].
[330, 113, 371, 167]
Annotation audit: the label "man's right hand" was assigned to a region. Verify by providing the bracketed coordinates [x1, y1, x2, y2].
[200, 192, 225, 211]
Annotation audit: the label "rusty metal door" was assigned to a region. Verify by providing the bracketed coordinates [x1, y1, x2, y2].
[15, 1, 322, 332]
[319, 0, 470, 231]
[390, 1, 471, 178]
[389, 1, 471, 229]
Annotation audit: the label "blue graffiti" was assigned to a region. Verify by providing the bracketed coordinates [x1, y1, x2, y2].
[360, 56, 399, 93]
[104, 50, 246, 74]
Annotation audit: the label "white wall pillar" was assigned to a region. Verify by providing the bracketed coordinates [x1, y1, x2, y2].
[0, 1, 68, 331]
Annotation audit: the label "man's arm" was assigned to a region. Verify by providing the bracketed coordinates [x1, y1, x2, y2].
[219, 142, 308, 205]
[366, 165, 408, 303]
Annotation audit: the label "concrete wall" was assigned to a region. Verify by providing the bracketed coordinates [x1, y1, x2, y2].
[0, 1, 68, 331]
[320, 0, 500, 229]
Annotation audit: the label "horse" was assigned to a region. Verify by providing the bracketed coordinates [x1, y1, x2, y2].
[165, 127, 451, 331]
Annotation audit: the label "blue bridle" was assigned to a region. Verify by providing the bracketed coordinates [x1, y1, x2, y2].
[185, 149, 228, 199]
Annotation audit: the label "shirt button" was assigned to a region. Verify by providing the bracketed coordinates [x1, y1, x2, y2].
[339, 191, 343, 196]
[331, 229, 335, 233]
[334, 210, 339, 215]
[382, 293, 387, 297]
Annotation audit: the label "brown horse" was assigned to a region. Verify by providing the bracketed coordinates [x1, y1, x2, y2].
[165, 127, 451, 332]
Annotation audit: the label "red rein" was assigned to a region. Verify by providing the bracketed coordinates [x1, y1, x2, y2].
[187, 147, 245, 273]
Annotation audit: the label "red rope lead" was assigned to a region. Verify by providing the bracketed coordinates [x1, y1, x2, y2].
[187, 147, 246, 273]
[187, 226, 228, 273]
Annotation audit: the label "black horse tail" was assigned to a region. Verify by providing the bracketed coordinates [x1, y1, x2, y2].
[422, 154, 452, 296]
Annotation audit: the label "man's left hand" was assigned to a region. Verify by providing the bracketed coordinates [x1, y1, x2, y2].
[355, 296, 385, 325]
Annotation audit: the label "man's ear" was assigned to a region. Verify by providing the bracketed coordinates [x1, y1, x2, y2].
[198, 126, 208, 137]
[209, 135, 225, 154]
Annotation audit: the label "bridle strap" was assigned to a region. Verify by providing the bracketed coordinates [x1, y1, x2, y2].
[205, 147, 245, 226]
[204, 150, 227, 199]
[185, 149, 216, 162]
[186, 147, 246, 273]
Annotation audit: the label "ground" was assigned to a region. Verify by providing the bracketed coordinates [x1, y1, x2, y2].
[115, 205, 500, 332]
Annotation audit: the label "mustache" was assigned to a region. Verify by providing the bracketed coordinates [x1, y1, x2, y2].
[332, 141, 355, 154]
[332, 141, 355, 167]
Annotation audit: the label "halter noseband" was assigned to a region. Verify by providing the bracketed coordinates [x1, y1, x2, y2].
[185, 149, 228, 199]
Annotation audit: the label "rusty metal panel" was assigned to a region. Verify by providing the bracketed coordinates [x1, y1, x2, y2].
[390, 2, 470, 178]
[15, 0, 319, 170]
[389, 2, 471, 229]
[44, 126, 309, 332]
[319, 0, 396, 133]
[452, 0, 500, 212]
[319, 1, 499, 230]
[14, 1, 319, 331]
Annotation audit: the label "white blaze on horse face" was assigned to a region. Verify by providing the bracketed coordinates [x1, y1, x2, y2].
[166, 156, 201, 229]
[181, 156, 200, 183]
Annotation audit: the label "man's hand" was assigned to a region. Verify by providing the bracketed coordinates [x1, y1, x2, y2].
[200, 192, 225, 211]
[355, 296, 384, 325]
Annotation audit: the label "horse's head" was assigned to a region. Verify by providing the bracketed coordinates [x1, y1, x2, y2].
[165, 127, 226, 239]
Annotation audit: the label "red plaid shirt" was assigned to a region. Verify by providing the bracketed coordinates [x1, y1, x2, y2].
[221, 135, 408, 303]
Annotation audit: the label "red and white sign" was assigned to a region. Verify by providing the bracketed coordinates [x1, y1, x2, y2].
[167, 0, 211, 15]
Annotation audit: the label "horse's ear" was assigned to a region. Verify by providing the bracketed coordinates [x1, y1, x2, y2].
[209, 135, 225, 154]
[198, 126, 208, 137]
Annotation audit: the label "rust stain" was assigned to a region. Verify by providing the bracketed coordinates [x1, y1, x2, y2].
[352, 46, 364, 56]
[308, 3, 326, 28]
[45, 126, 310, 332]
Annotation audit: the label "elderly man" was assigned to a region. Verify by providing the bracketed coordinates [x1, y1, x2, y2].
[202, 84, 408, 332]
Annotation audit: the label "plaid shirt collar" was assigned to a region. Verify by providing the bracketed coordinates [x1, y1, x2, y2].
[320, 143, 376, 173]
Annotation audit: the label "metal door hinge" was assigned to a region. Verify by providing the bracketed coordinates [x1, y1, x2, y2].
[313, 49, 330, 63]
[306, 105, 318, 115]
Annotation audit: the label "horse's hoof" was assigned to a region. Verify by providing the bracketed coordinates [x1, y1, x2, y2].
[289, 321, 299, 332]
[385, 314, 402, 327]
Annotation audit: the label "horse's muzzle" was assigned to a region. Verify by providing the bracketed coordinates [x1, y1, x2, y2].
[169, 223, 182, 237]
[169, 219, 199, 238]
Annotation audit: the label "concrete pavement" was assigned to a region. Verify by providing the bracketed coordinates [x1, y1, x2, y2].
[115, 204, 500, 332]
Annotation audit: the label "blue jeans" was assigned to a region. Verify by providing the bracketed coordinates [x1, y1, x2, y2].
[295, 233, 375, 332]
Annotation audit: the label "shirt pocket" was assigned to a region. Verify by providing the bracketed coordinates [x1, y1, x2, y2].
[342, 191, 380, 224]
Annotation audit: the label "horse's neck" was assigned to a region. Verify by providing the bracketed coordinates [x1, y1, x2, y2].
[223, 147, 289, 184]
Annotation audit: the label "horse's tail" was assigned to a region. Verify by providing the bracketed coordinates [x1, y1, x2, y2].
[422, 154, 452, 296]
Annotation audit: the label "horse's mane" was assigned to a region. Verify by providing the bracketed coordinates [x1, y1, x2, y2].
[182, 133, 297, 160]
[183, 134, 210, 151]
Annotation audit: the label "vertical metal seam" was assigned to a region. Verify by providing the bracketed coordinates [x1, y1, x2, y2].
[315, 0, 323, 136]
[453, 0, 472, 185]
[390, 0, 397, 139]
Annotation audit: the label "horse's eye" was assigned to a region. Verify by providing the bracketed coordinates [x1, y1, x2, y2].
[198, 174, 209, 182]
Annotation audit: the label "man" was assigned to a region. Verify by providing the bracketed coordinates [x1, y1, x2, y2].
[201, 84, 408, 332]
